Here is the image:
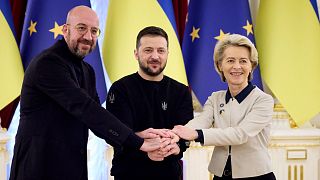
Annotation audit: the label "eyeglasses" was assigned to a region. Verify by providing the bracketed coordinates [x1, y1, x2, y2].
[67, 23, 101, 37]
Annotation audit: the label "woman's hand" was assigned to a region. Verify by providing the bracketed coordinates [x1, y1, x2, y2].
[172, 125, 198, 141]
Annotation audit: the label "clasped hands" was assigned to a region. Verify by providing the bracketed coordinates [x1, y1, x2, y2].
[136, 128, 180, 161]
[136, 126, 198, 161]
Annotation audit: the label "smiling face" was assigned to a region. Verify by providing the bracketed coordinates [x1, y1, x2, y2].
[63, 6, 99, 58]
[135, 35, 168, 80]
[219, 45, 252, 90]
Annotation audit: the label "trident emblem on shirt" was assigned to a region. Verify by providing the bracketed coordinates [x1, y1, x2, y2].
[108, 93, 115, 104]
[161, 102, 167, 111]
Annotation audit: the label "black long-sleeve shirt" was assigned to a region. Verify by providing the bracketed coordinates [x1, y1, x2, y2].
[106, 72, 194, 179]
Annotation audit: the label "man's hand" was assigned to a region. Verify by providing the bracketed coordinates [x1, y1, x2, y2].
[172, 125, 198, 141]
[161, 142, 180, 157]
[147, 149, 165, 161]
[138, 127, 182, 159]
[136, 128, 171, 139]
[147, 138, 180, 161]
[166, 130, 180, 144]
[139, 137, 161, 152]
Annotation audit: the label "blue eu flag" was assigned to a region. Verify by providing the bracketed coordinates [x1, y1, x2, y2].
[182, 0, 263, 105]
[20, 0, 107, 104]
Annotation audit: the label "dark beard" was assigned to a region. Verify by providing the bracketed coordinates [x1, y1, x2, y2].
[139, 61, 166, 76]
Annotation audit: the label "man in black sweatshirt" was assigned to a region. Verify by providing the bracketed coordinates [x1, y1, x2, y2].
[106, 26, 194, 180]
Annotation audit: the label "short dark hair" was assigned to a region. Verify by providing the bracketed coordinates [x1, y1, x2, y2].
[136, 26, 168, 49]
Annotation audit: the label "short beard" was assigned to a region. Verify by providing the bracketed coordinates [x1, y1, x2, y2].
[67, 31, 95, 59]
[138, 59, 166, 76]
[73, 41, 94, 58]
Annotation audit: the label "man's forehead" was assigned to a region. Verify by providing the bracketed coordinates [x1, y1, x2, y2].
[140, 36, 167, 46]
[69, 16, 99, 27]
[67, 8, 99, 26]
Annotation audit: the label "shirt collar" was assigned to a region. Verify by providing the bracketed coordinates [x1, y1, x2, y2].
[225, 82, 255, 104]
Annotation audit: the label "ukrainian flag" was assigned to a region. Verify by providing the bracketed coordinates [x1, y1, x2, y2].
[0, 1, 24, 110]
[255, 0, 320, 126]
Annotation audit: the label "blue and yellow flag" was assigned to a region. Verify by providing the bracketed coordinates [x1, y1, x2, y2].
[182, 0, 263, 105]
[0, 1, 24, 110]
[103, 0, 188, 85]
[255, 0, 320, 126]
[20, 0, 107, 103]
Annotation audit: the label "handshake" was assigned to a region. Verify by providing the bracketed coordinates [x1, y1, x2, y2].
[137, 126, 198, 161]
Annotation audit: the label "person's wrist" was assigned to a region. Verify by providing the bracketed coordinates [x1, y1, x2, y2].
[124, 132, 144, 150]
[194, 129, 204, 144]
[193, 130, 199, 140]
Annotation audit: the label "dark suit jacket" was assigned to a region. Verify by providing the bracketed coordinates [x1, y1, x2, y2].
[10, 39, 142, 180]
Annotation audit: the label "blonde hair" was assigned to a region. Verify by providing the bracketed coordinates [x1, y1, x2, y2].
[213, 34, 258, 82]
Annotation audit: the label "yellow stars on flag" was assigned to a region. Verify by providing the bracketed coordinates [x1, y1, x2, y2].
[242, 20, 253, 36]
[214, 29, 230, 41]
[49, 22, 63, 39]
[190, 21, 252, 43]
[190, 26, 200, 42]
[28, 20, 37, 36]
[26, 20, 63, 39]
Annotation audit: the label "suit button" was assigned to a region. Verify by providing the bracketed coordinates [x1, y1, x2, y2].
[109, 129, 119, 136]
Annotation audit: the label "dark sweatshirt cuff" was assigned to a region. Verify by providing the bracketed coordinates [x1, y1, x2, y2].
[195, 129, 204, 144]
[123, 132, 144, 150]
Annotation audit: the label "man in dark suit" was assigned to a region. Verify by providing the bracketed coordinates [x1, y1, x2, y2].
[9, 5, 166, 180]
